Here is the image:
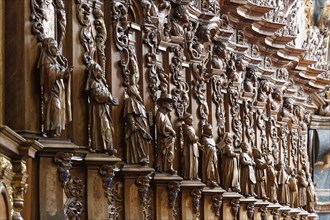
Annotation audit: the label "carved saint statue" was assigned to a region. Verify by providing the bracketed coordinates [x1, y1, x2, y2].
[212, 41, 228, 70]
[155, 94, 177, 175]
[170, 5, 189, 37]
[86, 63, 119, 154]
[243, 68, 258, 93]
[124, 48, 152, 165]
[288, 168, 298, 208]
[240, 143, 256, 197]
[276, 162, 290, 205]
[38, 37, 73, 137]
[253, 148, 268, 200]
[297, 169, 308, 209]
[266, 156, 278, 203]
[221, 132, 240, 192]
[306, 172, 316, 212]
[269, 88, 283, 112]
[201, 124, 220, 187]
[182, 113, 202, 180]
[280, 98, 295, 121]
[256, 79, 271, 103]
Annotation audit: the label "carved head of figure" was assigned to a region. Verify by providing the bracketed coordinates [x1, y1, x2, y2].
[283, 98, 294, 113]
[257, 79, 271, 102]
[44, 37, 59, 57]
[202, 123, 213, 137]
[196, 24, 211, 43]
[157, 94, 174, 112]
[298, 169, 306, 178]
[235, 57, 245, 72]
[172, 5, 189, 23]
[252, 148, 263, 159]
[240, 142, 249, 152]
[183, 113, 193, 126]
[223, 132, 234, 145]
[90, 62, 103, 80]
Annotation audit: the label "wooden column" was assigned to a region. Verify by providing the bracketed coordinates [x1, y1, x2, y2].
[0, 0, 4, 124]
[5, 0, 41, 135]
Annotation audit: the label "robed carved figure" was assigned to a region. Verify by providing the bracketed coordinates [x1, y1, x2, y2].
[201, 124, 220, 187]
[221, 132, 240, 192]
[240, 143, 256, 197]
[155, 94, 177, 175]
[38, 37, 72, 137]
[253, 148, 268, 200]
[86, 63, 119, 154]
[124, 48, 152, 165]
[182, 113, 202, 180]
[276, 162, 290, 205]
[297, 169, 308, 209]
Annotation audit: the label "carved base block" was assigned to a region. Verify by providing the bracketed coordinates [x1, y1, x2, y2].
[239, 197, 257, 220]
[222, 192, 242, 219]
[181, 180, 205, 220]
[153, 173, 183, 220]
[254, 200, 270, 220]
[122, 164, 154, 220]
[39, 157, 65, 220]
[267, 203, 281, 220]
[85, 154, 121, 220]
[202, 187, 226, 220]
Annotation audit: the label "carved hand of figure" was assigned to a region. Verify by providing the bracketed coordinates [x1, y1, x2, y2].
[198, 142, 205, 152]
[64, 66, 73, 78]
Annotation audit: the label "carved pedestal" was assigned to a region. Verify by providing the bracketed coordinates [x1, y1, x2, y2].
[180, 180, 205, 220]
[222, 192, 242, 220]
[267, 203, 281, 220]
[153, 173, 183, 220]
[85, 154, 121, 220]
[239, 197, 257, 220]
[122, 164, 154, 220]
[39, 140, 78, 220]
[254, 200, 270, 220]
[202, 187, 226, 220]
[288, 208, 301, 220]
[279, 206, 291, 220]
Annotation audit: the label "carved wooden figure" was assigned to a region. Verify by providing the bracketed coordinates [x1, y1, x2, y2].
[240, 143, 256, 197]
[212, 41, 228, 70]
[182, 113, 202, 180]
[221, 132, 240, 192]
[288, 168, 298, 208]
[170, 4, 189, 37]
[124, 48, 152, 165]
[38, 37, 73, 137]
[252, 148, 268, 200]
[86, 63, 119, 154]
[297, 169, 308, 209]
[201, 123, 220, 187]
[306, 172, 316, 212]
[155, 94, 177, 175]
[266, 156, 278, 203]
[276, 162, 290, 205]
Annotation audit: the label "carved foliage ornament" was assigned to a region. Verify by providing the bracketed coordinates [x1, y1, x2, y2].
[212, 74, 227, 137]
[167, 181, 180, 219]
[229, 87, 242, 147]
[136, 175, 153, 220]
[212, 194, 222, 218]
[191, 188, 202, 217]
[112, 1, 129, 51]
[99, 165, 122, 219]
[31, 0, 67, 47]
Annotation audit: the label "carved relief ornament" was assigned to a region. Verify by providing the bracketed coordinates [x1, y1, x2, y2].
[136, 175, 153, 220]
[167, 181, 180, 219]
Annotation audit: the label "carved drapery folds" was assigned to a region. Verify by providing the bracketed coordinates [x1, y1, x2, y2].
[99, 165, 122, 219]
